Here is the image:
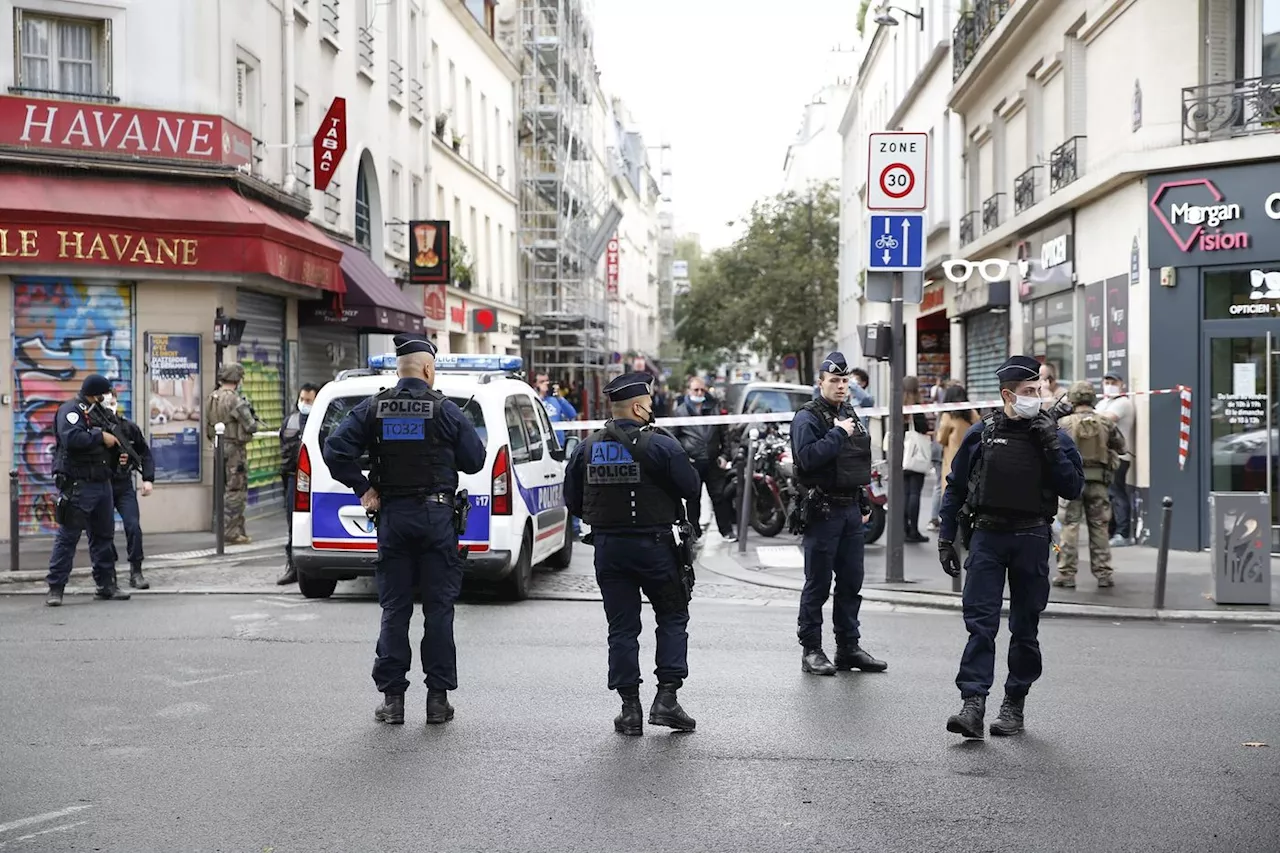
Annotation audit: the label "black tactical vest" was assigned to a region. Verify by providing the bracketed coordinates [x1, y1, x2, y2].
[795, 399, 872, 495]
[969, 413, 1058, 521]
[56, 398, 113, 482]
[581, 425, 679, 529]
[368, 384, 456, 497]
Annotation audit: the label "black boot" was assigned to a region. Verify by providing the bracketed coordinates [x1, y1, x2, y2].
[946, 695, 986, 739]
[614, 686, 643, 736]
[801, 647, 837, 676]
[276, 565, 298, 585]
[45, 585, 64, 607]
[129, 562, 149, 590]
[834, 643, 889, 672]
[648, 681, 696, 732]
[94, 572, 131, 601]
[989, 694, 1026, 737]
[374, 693, 405, 724]
[425, 689, 455, 725]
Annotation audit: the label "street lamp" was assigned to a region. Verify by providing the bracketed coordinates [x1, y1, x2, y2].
[874, 3, 924, 30]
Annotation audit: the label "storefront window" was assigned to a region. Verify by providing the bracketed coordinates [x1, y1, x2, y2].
[1204, 268, 1280, 319]
[1025, 293, 1074, 382]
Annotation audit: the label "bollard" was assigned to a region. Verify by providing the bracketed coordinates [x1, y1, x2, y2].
[737, 429, 758, 556]
[1153, 496, 1174, 610]
[213, 422, 226, 556]
[9, 470, 19, 572]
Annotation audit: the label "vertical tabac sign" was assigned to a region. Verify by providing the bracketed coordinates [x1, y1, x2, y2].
[313, 97, 347, 192]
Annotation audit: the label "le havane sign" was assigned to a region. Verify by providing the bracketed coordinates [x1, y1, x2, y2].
[0, 95, 253, 167]
[0, 226, 199, 266]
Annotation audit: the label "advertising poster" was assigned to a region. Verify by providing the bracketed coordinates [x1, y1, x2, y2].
[1083, 280, 1105, 384]
[145, 333, 202, 483]
[408, 220, 451, 284]
[1105, 274, 1130, 383]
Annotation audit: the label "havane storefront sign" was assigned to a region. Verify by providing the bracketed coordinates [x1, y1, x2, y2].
[1148, 163, 1280, 268]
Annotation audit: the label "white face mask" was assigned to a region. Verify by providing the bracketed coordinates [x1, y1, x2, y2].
[297, 402, 313, 414]
[102, 396, 118, 414]
[1009, 394, 1042, 419]
[1103, 385, 1120, 398]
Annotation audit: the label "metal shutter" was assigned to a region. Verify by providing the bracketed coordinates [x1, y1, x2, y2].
[298, 326, 361, 387]
[234, 290, 286, 514]
[12, 278, 135, 535]
[964, 311, 1009, 401]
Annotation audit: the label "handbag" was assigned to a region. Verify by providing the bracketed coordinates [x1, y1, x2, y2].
[881, 421, 934, 474]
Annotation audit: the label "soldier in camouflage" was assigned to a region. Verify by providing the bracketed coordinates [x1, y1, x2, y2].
[1054, 381, 1127, 589]
[206, 363, 265, 544]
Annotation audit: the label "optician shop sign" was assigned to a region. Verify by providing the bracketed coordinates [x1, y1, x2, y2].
[1147, 164, 1280, 268]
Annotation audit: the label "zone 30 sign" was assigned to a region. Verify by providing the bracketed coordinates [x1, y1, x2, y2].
[867, 132, 929, 211]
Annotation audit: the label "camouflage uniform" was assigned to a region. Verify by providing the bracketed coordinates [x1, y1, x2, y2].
[1055, 381, 1127, 587]
[206, 363, 264, 543]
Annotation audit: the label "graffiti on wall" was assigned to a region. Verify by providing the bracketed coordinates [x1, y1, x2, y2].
[12, 280, 134, 534]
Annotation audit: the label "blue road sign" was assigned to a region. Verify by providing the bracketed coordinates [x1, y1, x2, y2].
[867, 214, 925, 272]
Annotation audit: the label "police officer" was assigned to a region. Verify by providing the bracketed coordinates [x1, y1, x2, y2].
[44, 374, 131, 606]
[937, 355, 1084, 739]
[205, 363, 265, 545]
[277, 383, 321, 586]
[102, 391, 155, 589]
[790, 352, 887, 676]
[1054, 380, 1126, 589]
[565, 372, 702, 735]
[323, 334, 486, 726]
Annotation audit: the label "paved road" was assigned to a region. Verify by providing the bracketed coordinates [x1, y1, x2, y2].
[2, 590, 1277, 851]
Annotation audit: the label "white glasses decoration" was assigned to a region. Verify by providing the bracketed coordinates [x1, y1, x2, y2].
[943, 258, 1010, 284]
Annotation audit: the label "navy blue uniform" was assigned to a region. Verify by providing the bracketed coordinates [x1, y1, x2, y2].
[110, 418, 154, 567]
[940, 418, 1084, 699]
[46, 398, 117, 588]
[323, 377, 486, 695]
[565, 419, 701, 690]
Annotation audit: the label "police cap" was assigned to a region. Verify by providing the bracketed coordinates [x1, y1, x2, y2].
[996, 355, 1042, 383]
[603, 372, 653, 402]
[819, 351, 851, 376]
[393, 333, 438, 357]
[1067, 380, 1097, 405]
[80, 373, 113, 397]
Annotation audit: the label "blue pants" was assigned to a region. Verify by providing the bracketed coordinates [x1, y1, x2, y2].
[593, 531, 689, 690]
[798, 502, 865, 650]
[956, 527, 1053, 699]
[46, 479, 116, 588]
[372, 498, 464, 694]
[112, 479, 143, 565]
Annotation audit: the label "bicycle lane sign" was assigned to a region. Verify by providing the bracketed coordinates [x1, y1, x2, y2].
[867, 214, 925, 271]
[867, 131, 928, 211]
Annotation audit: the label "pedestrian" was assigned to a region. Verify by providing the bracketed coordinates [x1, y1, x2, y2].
[1054, 381, 1126, 589]
[670, 376, 737, 541]
[44, 374, 131, 606]
[323, 334, 486, 726]
[102, 391, 155, 590]
[937, 355, 1084, 739]
[900, 375, 932, 543]
[205, 363, 265, 545]
[1039, 362, 1064, 403]
[534, 372, 581, 538]
[1097, 372, 1137, 546]
[277, 382, 321, 586]
[564, 372, 702, 735]
[849, 366, 874, 432]
[790, 352, 888, 677]
[935, 384, 980, 510]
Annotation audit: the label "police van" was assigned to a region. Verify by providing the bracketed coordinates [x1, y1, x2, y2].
[291, 354, 574, 601]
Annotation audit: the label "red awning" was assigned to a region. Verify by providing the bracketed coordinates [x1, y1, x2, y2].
[0, 173, 344, 292]
[297, 242, 424, 334]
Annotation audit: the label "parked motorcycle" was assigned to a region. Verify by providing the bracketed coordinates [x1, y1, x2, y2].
[724, 430, 793, 538]
[863, 459, 888, 545]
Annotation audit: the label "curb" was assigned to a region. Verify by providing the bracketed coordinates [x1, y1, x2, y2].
[696, 551, 1280, 625]
[0, 536, 289, 585]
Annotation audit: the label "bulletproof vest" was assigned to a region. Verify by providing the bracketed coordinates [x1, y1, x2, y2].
[56, 398, 113, 482]
[580, 426, 679, 529]
[795, 400, 872, 495]
[207, 389, 252, 443]
[1060, 409, 1114, 483]
[368, 384, 456, 497]
[969, 413, 1058, 520]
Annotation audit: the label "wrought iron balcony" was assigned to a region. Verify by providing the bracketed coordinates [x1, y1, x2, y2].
[410, 79, 425, 115]
[321, 0, 339, 39]
[293, 161, 312, 194]
[1013, 165, 1041, 214]
[1049, 136, 1085, 194]
[323, 179, 341, 225]
[7, 85, 119, 104]
[982, 193, 1005, 234]
[358, 27, 375, 71]
[951, 0, 1011, 82]
[388, 59, 404, 100]
[959, 211, 978, 247]
[1181, 75, 1280, 144]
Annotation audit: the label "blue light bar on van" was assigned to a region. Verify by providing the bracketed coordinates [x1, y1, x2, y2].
[367, 353, 400, 371]
[434, 355, 523, 372]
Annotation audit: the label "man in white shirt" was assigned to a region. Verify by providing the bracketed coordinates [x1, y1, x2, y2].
[1097, 372, 1136, 546]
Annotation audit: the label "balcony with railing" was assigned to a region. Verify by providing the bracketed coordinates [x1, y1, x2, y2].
[7, 85, 119, 104]
[389, 223, 406, 255]
[293, 159, 312, 195]
[951, 0, 1011, 82]
[251, 137, 267, 179]
[1013, 165, 1041, 214]
[388, 59, 404, 102]
[320, 0, 339, 41]
[358, 27, 375, 73]
[959, 211, 978, 246]
[324, 180, 341, 225]
[1181, 75, 1280, 144]
[982, 193, 1005, 234]
[409, 79, 424, 117]
[1049, 136, 1085, 194]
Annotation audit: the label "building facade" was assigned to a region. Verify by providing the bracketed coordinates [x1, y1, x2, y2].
[784, 80, 853, 194]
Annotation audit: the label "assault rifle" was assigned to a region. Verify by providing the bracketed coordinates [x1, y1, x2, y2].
[88, 405, 143, 473]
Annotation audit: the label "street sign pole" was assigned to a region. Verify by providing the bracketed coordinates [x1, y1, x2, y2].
[886, 272, 905, 583]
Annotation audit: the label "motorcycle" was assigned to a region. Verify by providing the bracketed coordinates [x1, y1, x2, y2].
[863, 459, 888, 545]
[724, 430, 792, 538]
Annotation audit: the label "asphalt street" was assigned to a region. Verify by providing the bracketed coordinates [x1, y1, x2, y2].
[2, 581, 1278, 851]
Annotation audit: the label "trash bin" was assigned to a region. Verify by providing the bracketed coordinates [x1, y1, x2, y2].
[1208, 492, 1272, 606]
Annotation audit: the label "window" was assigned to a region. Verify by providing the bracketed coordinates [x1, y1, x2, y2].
[514, 397, 545, 461]
[480, 93, 490, 173]
[505, 398, 530, 463]
[431, 42, 441, 114]
[741, 389, 813, 416]
[294, 92, 310, 187]
[532, 397, 561, 451]
[448, 61, 457, 119]
[235, 58, 261, 136]
[388, 161, 403, 250]
[320, 396, 372, 469]
[436, 184, 445, 219]
[411, 175, 422, 218]
[495, 107, 503, 181]
[14, 11, 110, 97]
[484, 216, 493, 292]
[355, 161, 372, 251]
[498, 223, 506, 299]
[408, 6, 420, 81]
[387, 0, 400, 59]
[1264, 0, 1280, 77]
[464, 78, 474, 158]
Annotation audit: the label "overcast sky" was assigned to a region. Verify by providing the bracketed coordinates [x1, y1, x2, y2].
[591, 2, 859, 250]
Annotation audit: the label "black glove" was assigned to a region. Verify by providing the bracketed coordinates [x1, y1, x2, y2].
[939, 539, 962, 578]
[1029, 411, 1061, 452]
[857, 488, 872, 519]
[690, 518, 703, 540]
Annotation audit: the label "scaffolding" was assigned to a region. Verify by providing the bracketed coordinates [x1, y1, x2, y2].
[517, 0, 611, 417]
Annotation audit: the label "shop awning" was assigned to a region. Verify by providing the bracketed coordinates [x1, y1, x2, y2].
[0, 173, 344, 292]
[298, 242, 425, 334]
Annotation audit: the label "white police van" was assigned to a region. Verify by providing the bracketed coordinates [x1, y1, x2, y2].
[291, 354, 574, 601]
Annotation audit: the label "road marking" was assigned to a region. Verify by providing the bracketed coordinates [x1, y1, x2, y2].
[146, 671, 260, 688]
[0, 806, 93, 836]
[279, 612, 319, 622]
[0, 820, 90, 848]
[255, 597, 309, 609]
[230, 613, 272, 621]
[755, 545, 805, 569]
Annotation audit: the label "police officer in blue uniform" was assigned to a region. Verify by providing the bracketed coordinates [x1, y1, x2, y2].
[44, 374, 131, 606]
[790, 352, 887, 676]
[565, 372, 702, 735]
[323, 334, 486, 726]
[938, 355, 1084, 739]
[102, 391, 155, 589]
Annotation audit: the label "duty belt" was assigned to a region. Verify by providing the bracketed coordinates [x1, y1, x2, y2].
[383, 491, 453, 505]
[815, 489, 857, 506]
[973, 513, 1047, 532]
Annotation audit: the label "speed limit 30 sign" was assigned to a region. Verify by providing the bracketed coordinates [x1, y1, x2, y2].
[867, 131, 929, 211]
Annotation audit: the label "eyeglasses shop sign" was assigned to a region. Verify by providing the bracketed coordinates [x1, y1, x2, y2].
[1147, 165, 1280, 267]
